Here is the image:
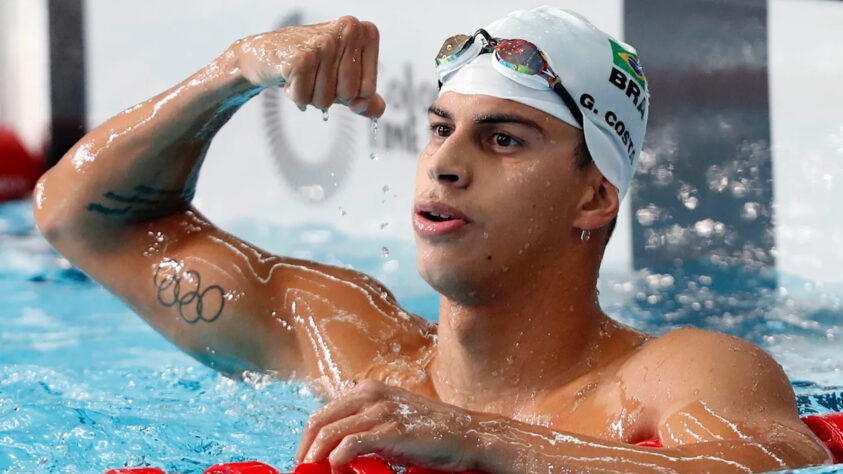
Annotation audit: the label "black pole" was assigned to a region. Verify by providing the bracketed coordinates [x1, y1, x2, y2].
[47, 0, 87, 168]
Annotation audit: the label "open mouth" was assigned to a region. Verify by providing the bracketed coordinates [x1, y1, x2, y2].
[420, 211, 456, 222]
[413, 202, 469, 237]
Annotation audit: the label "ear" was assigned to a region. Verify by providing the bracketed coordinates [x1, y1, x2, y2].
[572, 171, 619, 231]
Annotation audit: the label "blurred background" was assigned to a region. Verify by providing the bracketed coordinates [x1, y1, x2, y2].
[1, 0, 842, 472]
[2, 0, 842, 296]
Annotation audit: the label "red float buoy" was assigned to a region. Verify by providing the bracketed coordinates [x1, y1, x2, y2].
[204, 461, 281, 474]
[0, 126, 43, 202]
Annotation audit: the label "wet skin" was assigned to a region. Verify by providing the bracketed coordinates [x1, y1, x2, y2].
[33, 15, 832, 473]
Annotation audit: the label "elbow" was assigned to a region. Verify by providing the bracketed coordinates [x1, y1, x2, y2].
[32, 171, 68, 246]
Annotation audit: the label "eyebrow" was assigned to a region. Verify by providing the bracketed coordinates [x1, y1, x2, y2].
[428, 106, 545, 135]
[428, 106, 452, 120]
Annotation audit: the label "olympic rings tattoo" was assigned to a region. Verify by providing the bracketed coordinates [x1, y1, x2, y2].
[153, 263, 225, 323]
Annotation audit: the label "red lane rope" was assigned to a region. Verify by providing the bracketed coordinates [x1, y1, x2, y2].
[104, 412, 843, 474]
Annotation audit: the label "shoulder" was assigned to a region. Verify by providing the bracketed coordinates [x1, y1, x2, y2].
[617, 327, 796, 416]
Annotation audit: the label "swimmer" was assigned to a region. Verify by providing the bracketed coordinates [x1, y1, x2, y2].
[33, 7, 832, 473]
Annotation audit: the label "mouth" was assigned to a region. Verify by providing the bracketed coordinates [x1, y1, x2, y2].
[413, 201, 470, 237]
[419, 210, 456, 222]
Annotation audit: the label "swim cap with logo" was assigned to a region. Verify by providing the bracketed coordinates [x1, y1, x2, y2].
[438, 6, 650, 200]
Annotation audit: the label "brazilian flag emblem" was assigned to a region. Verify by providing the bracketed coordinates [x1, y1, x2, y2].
[609, 39, 646, 89]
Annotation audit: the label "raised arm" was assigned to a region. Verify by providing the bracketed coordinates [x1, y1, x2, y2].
[32, 17, 428, 392]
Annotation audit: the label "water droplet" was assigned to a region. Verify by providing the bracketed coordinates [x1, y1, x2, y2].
[297, 104, 307, 112]
[741, 202, 759, 222]
[321, 109, 329, 121]
[371, 118, 379, 133]
[483, 232, 489, 239]
[382, 185, 389, 193]
[683, 196, 699, 210]
[338, 207, 347, 216]
[390, 342, 401, 353]
[369, 152, 378, 160]
[381, 246, 390, 258]
[380, 222, 389, 230]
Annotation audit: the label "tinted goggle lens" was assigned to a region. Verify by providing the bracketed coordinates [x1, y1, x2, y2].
[436, 34, 473, 66]
[436, 35, 548, 76]
[494, 39, 547, 75]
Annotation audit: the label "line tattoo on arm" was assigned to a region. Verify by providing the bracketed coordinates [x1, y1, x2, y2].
[86, 184, 196, 221]
[153, 260, 225, 323]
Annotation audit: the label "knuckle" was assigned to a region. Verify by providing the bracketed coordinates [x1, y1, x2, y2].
[356, 378, 383, 396]
[304, 416, 320, 430]
[362, 22, 380, 42]
[339, 433, 361, 450]
[369, 401, 391, 419]
[312, 34, 337, 53]
[335, 15, 360, 30]
[314, 426, 335, 442]
[382, 421, 401, 435]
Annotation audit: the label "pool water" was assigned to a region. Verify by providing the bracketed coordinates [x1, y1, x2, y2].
[0, 199, 841, 473]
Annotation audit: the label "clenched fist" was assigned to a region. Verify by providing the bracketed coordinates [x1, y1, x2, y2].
[230, 15, 384, 118]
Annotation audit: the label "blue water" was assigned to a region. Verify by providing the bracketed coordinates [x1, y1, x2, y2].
[0, 199, 841, 473]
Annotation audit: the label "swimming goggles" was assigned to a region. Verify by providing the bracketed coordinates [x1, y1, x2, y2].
[435, 29, 584, 127]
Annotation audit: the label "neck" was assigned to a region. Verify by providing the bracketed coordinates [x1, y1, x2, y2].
[431, 259, 609, 415]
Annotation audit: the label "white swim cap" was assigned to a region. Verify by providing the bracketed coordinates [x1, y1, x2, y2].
[438, 6, 650, 200]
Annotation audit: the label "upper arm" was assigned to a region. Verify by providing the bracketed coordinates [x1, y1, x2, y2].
[41, 206, 434, 387]
[42, 206, 308, 376]
[622, 328, 832, 468]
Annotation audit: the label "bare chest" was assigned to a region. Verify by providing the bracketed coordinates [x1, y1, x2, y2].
[516, 374, 657, 444]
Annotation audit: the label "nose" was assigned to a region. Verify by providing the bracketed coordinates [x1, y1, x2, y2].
[429, 167, 469, 187]
[426, 138, 472, 189]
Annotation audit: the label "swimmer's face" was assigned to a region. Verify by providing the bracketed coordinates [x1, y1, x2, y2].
[413, 93, 610, 304]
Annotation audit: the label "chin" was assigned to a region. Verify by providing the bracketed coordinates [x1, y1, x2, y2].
[417, 250, 496, 306]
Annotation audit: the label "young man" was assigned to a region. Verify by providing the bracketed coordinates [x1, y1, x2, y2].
[33, 6, 831, 473]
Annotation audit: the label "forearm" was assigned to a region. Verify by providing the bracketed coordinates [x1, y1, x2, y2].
[467, 416, 818, 473]
[34, 46, 262, 243]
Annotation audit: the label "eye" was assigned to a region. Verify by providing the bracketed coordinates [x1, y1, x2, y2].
[431, 124, 452, 137]
[493, 133, 520, 147]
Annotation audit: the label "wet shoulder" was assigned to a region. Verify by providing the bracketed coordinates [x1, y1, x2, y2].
[616, 327, 792, 416]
